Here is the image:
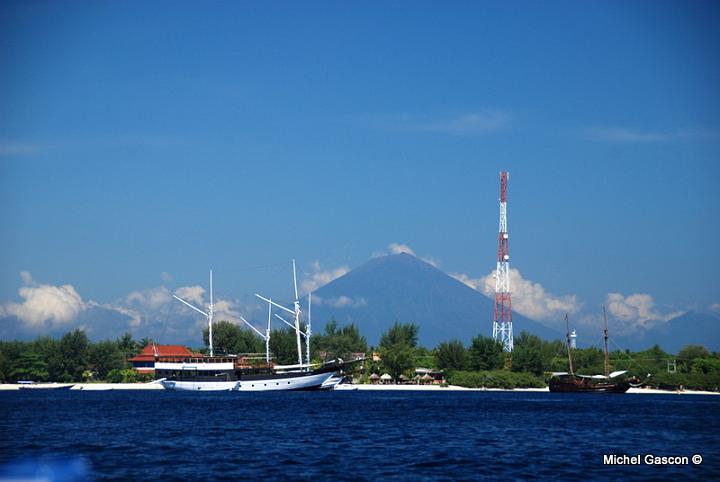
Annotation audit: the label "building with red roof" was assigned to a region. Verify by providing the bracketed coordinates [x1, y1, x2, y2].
[128, 344, 201, 373]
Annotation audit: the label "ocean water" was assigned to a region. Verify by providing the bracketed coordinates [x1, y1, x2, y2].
[1, 390, 718, 481]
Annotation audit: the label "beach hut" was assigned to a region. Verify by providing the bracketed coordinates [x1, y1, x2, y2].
[398, 374, 408, 385]
[369, 373, 380, 385]
[380, 373, 393, 385]
[421, 373, 433, 385]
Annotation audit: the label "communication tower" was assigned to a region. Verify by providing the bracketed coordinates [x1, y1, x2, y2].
[492, 171, 513, 352]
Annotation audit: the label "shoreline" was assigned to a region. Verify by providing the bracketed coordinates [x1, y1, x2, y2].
[0, 382, 717, 395]
[337, 384, 719, 395]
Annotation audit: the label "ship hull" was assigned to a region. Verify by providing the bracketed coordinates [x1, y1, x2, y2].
[549, 376, 631, 393]
[160, 370, 337, 392]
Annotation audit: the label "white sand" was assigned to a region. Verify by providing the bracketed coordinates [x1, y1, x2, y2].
[338, 384, 719, 395]
[1, 383, 716, 395]
[0, 382, 163, 390]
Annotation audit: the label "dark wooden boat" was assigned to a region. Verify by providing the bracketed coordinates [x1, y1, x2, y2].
[548, 310, 638, 393]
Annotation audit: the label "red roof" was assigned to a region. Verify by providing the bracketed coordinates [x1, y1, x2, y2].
[128, 344, 199, 362]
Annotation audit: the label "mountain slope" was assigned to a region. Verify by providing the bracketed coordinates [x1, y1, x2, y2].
[631, 311, 720, 353]
[309, 253, 561, 347]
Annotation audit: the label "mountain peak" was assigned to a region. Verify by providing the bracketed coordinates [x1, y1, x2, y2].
[310, 253, 559, 346]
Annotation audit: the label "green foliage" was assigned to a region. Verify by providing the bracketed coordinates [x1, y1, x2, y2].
[436, 339, 467, 371]
[648, 371, 720, 391]
[0, 324, 718, 392]
[379, 322, 419, 348]
[468, 335, 505, 371]
[10, 352, 50, 382]
[202, 320, 264, 355]
[311, 319, 367, 360]
[116, 332, 140, 357]
[511, 331, 544, 376]
[378, 322, 419, 379]
[269, 325, 306, 365]
[51, 329, 90, 382]
[678, 345, 711, 373]
[448, 370, 545, 389]
[88, 340, 126, 380]
[106, 368, 149, 383]
[690, 357, 720, 375]
[570, 346, 605, 374]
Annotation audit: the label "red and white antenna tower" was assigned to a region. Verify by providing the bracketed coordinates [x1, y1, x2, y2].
[492, 171, 513, 352]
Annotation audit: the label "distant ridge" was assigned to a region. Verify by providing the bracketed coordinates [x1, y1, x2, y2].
[611, 311, 720, 353]
[309, 253, 561, 347]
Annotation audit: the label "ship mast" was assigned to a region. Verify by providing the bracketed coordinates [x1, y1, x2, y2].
[306, 292, 312, 366]
[255, 259, 307, 368]
[492, 171, 513, 352]
[172, 269, 214, 357]
[603, 306, 610, 377]
[292, 259, 303, 367]
[209, 269, 213, 357]
[565, 313, 574, 375]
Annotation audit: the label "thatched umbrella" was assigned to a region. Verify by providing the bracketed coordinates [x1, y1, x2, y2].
[380, 373, 393, 384]
[369, 373, 380, 384]
[421, 373, 434, 384]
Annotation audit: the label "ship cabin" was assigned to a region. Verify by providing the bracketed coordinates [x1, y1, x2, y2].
[128, 344, 201, 373]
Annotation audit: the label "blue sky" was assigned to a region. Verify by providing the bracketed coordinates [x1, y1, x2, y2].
[1, 1, 719, 342]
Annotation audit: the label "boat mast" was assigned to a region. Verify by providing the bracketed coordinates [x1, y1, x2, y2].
[240, 314, 270, 363]
[254, 259, 306, 368]
[306, 292, 312, 366]
[209, 269, 214, 357]
[292, 259, 303, 367]
[603, 306, 609, 377]
[565, 313, 574, 375]
[266, 298, 272, 363]
[172, 270, 214, 357]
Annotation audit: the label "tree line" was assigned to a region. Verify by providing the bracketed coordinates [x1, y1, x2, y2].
[1, 320, 718, 390]
[0, 331, 150, 383]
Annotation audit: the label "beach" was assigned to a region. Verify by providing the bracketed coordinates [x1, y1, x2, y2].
[1, 382, 716, 395]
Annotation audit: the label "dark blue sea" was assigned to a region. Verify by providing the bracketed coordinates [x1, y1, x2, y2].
[1, 390, 718, 481]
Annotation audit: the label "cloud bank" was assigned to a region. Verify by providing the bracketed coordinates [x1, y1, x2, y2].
[452, 268, 581, 325]
[0, 271, 257, 344]
[301, 261, 350, 294]
[604, 292, 684, 334]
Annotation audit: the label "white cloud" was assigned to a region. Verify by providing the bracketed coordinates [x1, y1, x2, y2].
[300, 262, 349, 294]
[420, 111, 511, 134]
[372, 243, 439, 267]
[0, 272, 256, 343]
[451, 268, 581, 324]
[586, 127, 667, 142]
[385, 111, 511, 135]
[20, 271, 33, 285]
[174, 286, 205, 306]
[388, 243, 416, 256]
[314, 295, 368, 308]
[605, 293, 684, 333]
[211, 299, 245, 325]
[126, 286, 172, 311]
[0, 273, 87, 327]
[0, 141, 41, 156]
[710, 303, 720, 314]
[585, 126, 719, 143]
